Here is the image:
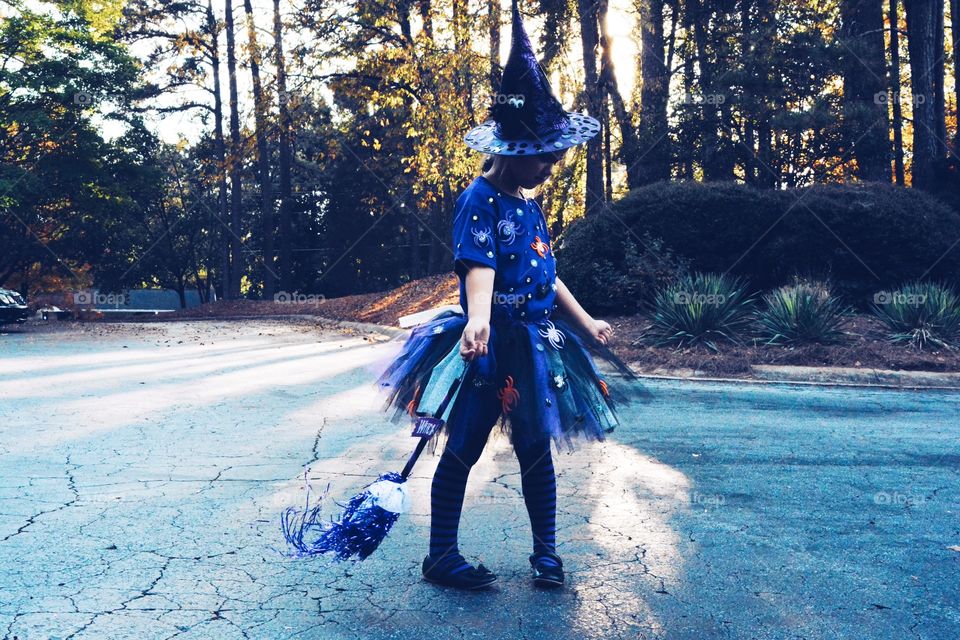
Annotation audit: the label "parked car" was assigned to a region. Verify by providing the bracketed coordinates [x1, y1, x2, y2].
[0, 288, 30, 324]
[39, 306, 73, 321]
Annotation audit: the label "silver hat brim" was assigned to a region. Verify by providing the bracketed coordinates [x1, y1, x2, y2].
[463, 112, 601, 155]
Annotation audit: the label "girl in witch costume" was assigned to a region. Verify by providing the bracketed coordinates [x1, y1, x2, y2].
[376, 0, 638, 590]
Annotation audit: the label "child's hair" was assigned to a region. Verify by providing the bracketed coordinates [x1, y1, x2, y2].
[481, 155, 495, 172]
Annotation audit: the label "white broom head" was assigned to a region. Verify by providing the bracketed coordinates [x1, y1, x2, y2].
[366, 478, 411, 514]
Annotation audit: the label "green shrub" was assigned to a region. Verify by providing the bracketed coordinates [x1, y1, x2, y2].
[755, 278, 853, 345]
[869, 280, 960, 350]
[560, 180, 960, 314]
[555, 216, 688, 314]
[638, 272, 758, 352]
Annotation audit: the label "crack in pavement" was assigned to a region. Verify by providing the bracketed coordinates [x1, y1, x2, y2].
[2, 455, 80, 543]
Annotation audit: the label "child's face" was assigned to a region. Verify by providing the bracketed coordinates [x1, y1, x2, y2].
[507, 151, 567, 189]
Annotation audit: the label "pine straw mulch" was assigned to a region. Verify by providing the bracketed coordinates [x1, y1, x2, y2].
[168, 273, 461, 327]
[606, 313, 960, 376]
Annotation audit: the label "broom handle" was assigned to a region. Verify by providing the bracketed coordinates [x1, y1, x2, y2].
[400, 360, 472, 480]
[400, 437, 431, 480]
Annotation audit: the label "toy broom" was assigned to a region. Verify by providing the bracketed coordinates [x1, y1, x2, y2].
[281, 359, 470, 561]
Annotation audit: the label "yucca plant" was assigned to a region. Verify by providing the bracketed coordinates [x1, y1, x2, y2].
[638, 272, 758, 352]
[869, 280, 960, 351]
[755, 279, 853, 345]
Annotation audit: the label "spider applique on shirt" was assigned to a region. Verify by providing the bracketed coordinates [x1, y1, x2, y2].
[452, 175, 559, 322]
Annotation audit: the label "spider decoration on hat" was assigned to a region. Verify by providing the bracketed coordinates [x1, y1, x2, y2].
[538, 320, 566, 349]
[497, 212, 524, 245]
[471, 226, 493, 248]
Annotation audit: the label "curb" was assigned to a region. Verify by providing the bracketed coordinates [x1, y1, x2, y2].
[751, 364, 960, 390]
[623, 363, 960, 391]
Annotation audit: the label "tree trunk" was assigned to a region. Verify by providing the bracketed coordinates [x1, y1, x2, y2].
[452, 0, 474, 124]
[577, 0, 605, 215]
[274, 0, 293, 292]
[636, 0, 670, 185]
[952, 0, 960, 155]
[408, 196, 421, 279]
[442, 179, 456, 271]
[664, 0, 677, 81]
[603, 99, 612, 199]
[552, 150, 582, 235]
[419, 0, 433, 40]
[889, 0, 906, 184]
[689, 0, 734, 179]
[488, 0, 501, 90]
[680, 1, 695, 180]
[177, 279, 187, 309]
[932, 1, 947, 156]
[600, 0, 641, 188]
[193, 267, 208, 303]
[740, 0, 756, 184]
[397, 0, 421, 280]
[690, 0, 722, 179]
[903, 0, 941, 189]
[398, 0, 413, 39]
[755, 0, 775, 187]
[599, 0, 613, 200]
[426, 199, 442, 274]
[840, 0, 891, 181]
[244, 0, 275, 299]
[224, 0, 243, 297]
[206, 0, 230, 300]
[603, 64, 642, 187]
[539, 0, 569, 71]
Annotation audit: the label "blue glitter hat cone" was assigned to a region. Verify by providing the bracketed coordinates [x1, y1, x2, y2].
[464, 0, 601, 155]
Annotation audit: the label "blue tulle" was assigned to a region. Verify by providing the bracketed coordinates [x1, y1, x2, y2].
[375, 310, 642, 453]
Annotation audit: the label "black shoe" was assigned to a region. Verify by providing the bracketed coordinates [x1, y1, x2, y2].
[422, 554, 497, 590]
[529, 552, 564, 588]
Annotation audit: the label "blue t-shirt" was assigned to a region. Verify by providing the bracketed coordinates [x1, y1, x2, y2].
[452, 175, 558, 322]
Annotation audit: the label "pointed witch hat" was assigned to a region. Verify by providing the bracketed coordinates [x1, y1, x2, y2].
[464, 0, 601, 155]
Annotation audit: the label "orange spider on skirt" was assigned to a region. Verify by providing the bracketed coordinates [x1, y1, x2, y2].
[598, 379, 609, 398]
[498, 375, 520, 414]
[407, 384, 422, 417]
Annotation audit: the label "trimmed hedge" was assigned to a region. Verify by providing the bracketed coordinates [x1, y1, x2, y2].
[556, 180, 960, 313]
[554, 216, 689, 314]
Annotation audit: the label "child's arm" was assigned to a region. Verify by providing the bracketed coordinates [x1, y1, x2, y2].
[554, 276, 614, 345]
[460, 265, 495, 360]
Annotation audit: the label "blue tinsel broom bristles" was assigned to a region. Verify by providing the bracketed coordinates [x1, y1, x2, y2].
[280, 467, 331, 555]
[281, 470, 406, 561]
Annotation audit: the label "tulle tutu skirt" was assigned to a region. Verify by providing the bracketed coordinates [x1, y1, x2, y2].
[374, 309, 642, 453]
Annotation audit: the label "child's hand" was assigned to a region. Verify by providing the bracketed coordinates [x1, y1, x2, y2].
[460, 317, 490, 360]
[588, 319, 614, 346]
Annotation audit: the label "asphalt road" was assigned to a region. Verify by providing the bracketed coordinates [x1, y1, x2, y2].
[0, 320, 957, 640]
